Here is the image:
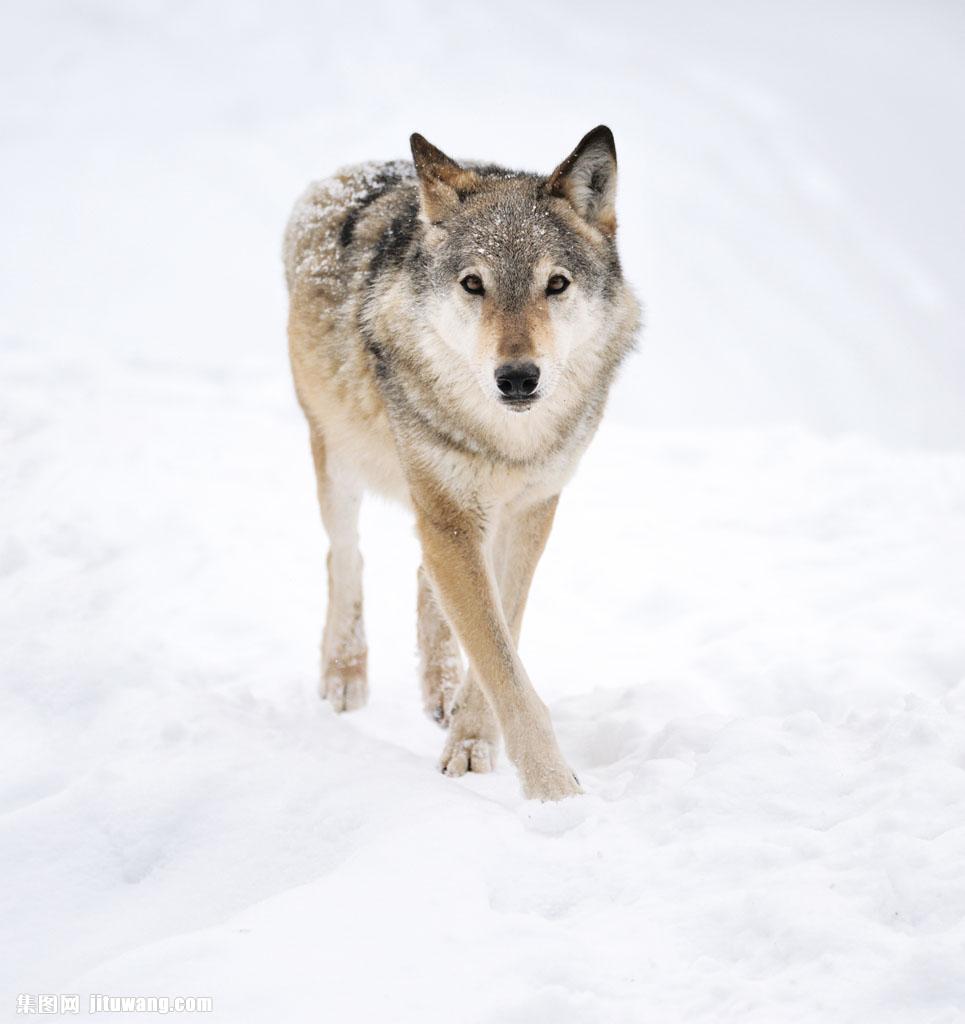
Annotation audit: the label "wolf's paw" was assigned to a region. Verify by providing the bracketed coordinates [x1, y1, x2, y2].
[439, 735, 496, 776]
[438, 685, 500, 777]
[517, 753, 583, 802]
[509, 720, 583, 801]
[321, 654, 368, 713]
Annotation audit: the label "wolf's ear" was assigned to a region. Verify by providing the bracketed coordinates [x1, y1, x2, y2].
[546, 125, 618, 235]
[410, 134, 478, 223]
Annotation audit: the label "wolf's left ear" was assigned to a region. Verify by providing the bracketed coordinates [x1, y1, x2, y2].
[546, 125, 618, 235]
[410, 134, 479, 223]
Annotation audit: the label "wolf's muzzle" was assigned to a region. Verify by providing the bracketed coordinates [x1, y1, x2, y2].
[495, 362, 540, 408]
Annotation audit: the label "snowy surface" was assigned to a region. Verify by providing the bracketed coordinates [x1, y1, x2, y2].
[3, 2, 965, 1022]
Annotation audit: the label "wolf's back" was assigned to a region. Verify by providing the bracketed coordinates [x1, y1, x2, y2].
[283, 160, 417, 295]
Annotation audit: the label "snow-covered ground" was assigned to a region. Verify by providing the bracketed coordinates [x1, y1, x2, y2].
[2, 2, 965, 1021]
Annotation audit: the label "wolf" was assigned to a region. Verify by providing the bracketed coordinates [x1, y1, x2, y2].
[284, 126, 640, 801]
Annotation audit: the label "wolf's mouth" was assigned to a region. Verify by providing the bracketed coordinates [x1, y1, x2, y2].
[500, 394, 539, 412]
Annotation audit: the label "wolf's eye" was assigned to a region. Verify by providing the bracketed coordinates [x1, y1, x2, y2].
[546, 275, 570, 295]
[461, 274, 485, 295]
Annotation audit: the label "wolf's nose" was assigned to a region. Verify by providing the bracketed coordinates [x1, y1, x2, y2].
[495, 362, 540, 401]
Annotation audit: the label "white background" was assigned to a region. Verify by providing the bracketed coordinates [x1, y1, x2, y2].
[2, 2, 964, 1021]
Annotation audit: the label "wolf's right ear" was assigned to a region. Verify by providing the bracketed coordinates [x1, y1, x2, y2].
[546, 125, 618, 235]
[410, 134, 478, 223]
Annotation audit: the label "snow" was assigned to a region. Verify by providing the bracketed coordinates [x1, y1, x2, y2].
[2, 1, 965, 1021]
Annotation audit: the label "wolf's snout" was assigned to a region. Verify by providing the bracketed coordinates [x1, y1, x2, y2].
[495, 362, 540, 404]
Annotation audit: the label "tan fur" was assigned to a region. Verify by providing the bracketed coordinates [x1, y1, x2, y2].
[284, 128, 640, 800]
[311, 430, 367, 711]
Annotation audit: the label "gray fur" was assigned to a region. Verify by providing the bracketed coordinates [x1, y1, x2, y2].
[284, 129, 641, 801]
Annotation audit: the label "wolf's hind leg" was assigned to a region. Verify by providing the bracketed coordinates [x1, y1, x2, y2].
[417, 565, 462, 727]
[310, 430, 367, 712]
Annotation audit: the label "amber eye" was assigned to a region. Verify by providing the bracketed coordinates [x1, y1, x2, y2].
[461, 274, 485, 295]
[546, 274, 570, 295]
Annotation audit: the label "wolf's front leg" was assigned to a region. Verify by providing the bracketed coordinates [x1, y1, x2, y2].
[438, 673, 500, 776]
[419, 563, 499, 773]
[437, 496, 562, 778]
[415, 493, 580, 801]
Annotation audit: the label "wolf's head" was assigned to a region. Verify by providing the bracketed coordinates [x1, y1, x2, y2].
[409, 126, 630, 414]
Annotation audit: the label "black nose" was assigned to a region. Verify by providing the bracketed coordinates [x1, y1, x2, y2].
[495, 362, 540, 402]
